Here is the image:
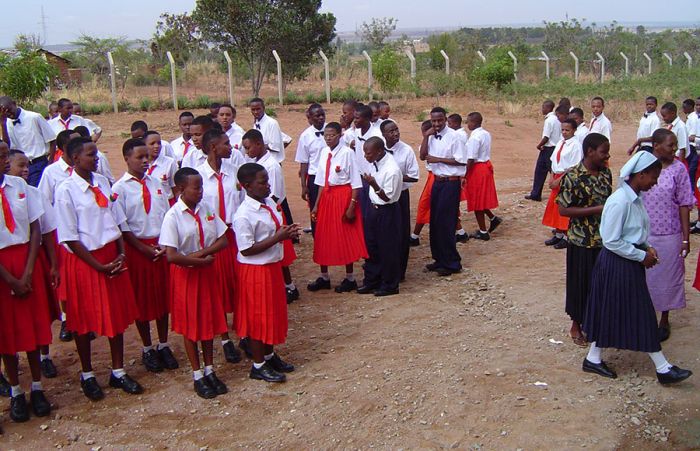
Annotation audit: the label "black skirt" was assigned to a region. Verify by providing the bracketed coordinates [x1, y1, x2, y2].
[583, 248, 661, 352]
[565, 245, 601, 324]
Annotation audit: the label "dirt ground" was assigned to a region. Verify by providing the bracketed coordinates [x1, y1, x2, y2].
[2, 96, 699, 450]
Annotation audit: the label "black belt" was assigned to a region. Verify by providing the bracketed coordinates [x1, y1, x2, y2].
[433, 176, 461, 182]
[29, 155, 48, 165]
[371, 203, 396, 209]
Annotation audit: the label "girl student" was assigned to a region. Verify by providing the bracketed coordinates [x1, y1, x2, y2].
[557, 133, 613, 347]
[143, 130, 179, 205]
[0, 142, 53, 422]
[543, 119, 583, 250]
[233, 163, 300, 383]
[159, 167, 230, 399]
[582, 151, 692, 384]
[308, 122, 368, 293]
[113, 138, 178, 372]
[55, 137, 143, 401]
[642, 129, 694, 342]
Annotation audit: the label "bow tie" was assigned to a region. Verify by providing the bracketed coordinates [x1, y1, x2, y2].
[373, 162, 379, 171]
[12, 118, 20, 125]
[386, 149, 394, 154]
[357, 137, 366, 142]
[434, 134, 443, 140]
[644, 113, 652, 118]
[315, 131, 324, 137]
[255, 123, 261, 130]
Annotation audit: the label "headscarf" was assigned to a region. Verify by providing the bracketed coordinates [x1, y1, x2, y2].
[619, 151, 658, 184]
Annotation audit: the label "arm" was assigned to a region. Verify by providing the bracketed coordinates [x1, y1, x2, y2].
[363, 174, 391, 203]
[536, 136, 548, 151]
[627, 136, 653, 155]
[123, 231, 162, 260]
[164, 245, 215, 267]
[419, 132, 430, 161]
[299, 163, 310, 201]
[91, 130, 102, 143]
[344, 188, 360, 221]
[240, 225, 298, 257]
[2, 220, 43, 296]
[65, 240, 119, 274]
[42, 231, 60, 288]
[600, 201, 647, 262]
[0, 107, 10, 146]
[310, 185, 324, 220]
[188, 233, 228, 259]
[680, 206, 690, 257]
[559, 205, 604, 218]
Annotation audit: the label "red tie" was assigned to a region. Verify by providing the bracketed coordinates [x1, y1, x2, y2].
[90, 186, 109, 208]
[667, 123, 673, 130]
[260, 204, 281, 231]
[183, 141, 191, 157]
[0, 186, 16, 233]
[147, 164, 157, 176]
[60, 118, 71, 129]
[184, 209, 205, 248]
[590, 117, 597, 130]
[555, 140, 566, 164]
[214, 173, 226, 221]
[67, 167, 73, 175]
[54, 149, 63, 162]
[133, 177, 151, 214]
[324, 152, 332, 188]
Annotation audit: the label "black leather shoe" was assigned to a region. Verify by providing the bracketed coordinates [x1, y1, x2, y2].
[30, 390, 51, 417]
[158, 346, 179, 369]
[109, 373, 144, 395]
[375, 288, 399, 297]
[266, 353, 295, 373]
[9, 393, 29, 422]
[658, 325, 670, 342]
[239, 337, 253, 358]
[356, 284, 377, 294]
[582, 358, 617, 379]
[544, 236, 562, 246]
[204, 372, 228, 395]
[142, 349, 164, 373]
[455, 233, 469, 243]
[59, 321, 72, 342]
[80, 376, 104, 401]
[0, 373, 12, 397]
[488, 216, 503, 233]
[657, 366, 692, 385]
[40, 358, 58, 378]
[409, 236, 420, 247]
[525, 194, 541, 201]
[223, 341, 242, 363]
[436, 267, 460, 277]
[193, 378, 217, 399]
[334, 278, 358, 293]
[250, 362, 286, 382]
[307, 277, 331, 292]
[691, 225, 700, 234]
[471, 231, 490, 241]
[286, 287, 300, 304]
[425, 262, 441, 272]
[553, 239, 568, 250]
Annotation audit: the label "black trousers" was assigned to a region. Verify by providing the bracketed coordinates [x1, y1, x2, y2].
[688, 146, 698, 191]
[307, 174, 319, 236]
[398, 189, 410, 280]
[529, 146, 554, 200]
[280, 197, 293, 225]
[363, 202, 401, 291]
[358, 179, 371, 224]
[429, 179, 462, 271]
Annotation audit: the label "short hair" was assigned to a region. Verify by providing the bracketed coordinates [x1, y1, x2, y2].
[66, 137, 93, 158]
[652, 128, 675, 144]
[582, 133, 609, 155]
[179, 111, 194, 120]
[209, 102, 221, 109]
[555, 105, 570, 115]
[378, 101, 389, 108]
[591, 96, 605, 106]
[191, 115, 215, 130]
[57, 98, 71, 108]
[174, 167, 200, 186]
[543, 99, 555, 109]
[144, 130, 161, 138]
[242, 128, 264, 143]
[56, 129, 76, 149]
[74, 125, 90, 137]
[682, 98, 695, 109]
[448, 113, 462, 123]
[248, 97, 264, 106]
[342, 99, 358, 109]
[356, 105, 372, 120]
[368, 101, 380, 111]
[467, 112, 483, 125]
[430, 107, 447, 116]
[661, 102, 677, 113]
[570, 107, 584, 118]
[131, 120, 148, 132]
[308, 103, 323, 113]
[122, 138, 146, 157]
[48, 101, 58, 108]
[218, 103, 236, 115]
[237, 162, 266, 185]
[558, 97, 571, 107]
[562, 118, 578, 130]
[8, 149, 25, 158]
[421, 120, 432, 130]
[645, 96, 658, 104]
[364, 136, 385, 151]
[379, 120, 397, 133]
[202, 129, 226, 152]
[325, 122, 342, 134]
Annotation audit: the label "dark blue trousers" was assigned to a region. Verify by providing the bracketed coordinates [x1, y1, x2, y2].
[358, 179, 371, 224]
[307, 174, 319, 236]
[529, 146, 554, 200]
[363, 202, 401, 291]
[398, 189, 410, 280]
[28, 156, 49, 187]
[688, 146, 698, 190]
[429, 179, 462, 271]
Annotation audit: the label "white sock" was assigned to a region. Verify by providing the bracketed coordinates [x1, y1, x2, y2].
[555, 232, 565, 239]
[112, 368, 126, 378]
[157, 342, 169, 350]
[193, 369, 204, 381]
[253, 361, 265, 369]
[320, 272, 330, 281]
[221, 339, 231, 346]
[649, 351, 672, 373]
[204, 365, 214, 376]
[31, 381, 42, 392]
[40, 353, 50, 361]
[143, 345, 153, 353]
[480, 229, 488, 234]
[11, 385, 23, 397]
[264, 353, 274, 361]
[410, 233, 420, 239]
[61, 312, 67, 322]
[285, 283, 296, 290]
[456, 229, 466, 236]
[81, 371, 96, 380]
[345, 273, 355, 282]
[586, 342, 602, 364]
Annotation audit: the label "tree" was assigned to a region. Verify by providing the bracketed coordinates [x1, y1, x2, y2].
[374, 46, 404, 93]
[64, 35, 131, 76]
[0, 51, 57, 104]
[14, 34, 43, 53]
[152, 13, 204, 65]
[360, 17, 397, 49]
[194, 0, 336, 96]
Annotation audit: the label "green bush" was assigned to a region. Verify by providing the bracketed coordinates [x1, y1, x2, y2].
[374, 47, 404, 93]
[470, 48, 515, 90]
[283, 91, 303, 105]
[330, 86, 365, 103]
[304, 91, 327, 104]
[131, 72, 159, 86]
[265, 107, 277, 118]
[118, 99, 132, 112]
[138, 98, 154, 111]
[193, 95, 213, 109]
[83, 103, 112, 115]
[176, 96, 191, 109]
[0, 51, 58, 104]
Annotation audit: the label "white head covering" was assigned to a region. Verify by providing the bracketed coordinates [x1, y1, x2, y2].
[619, 151, 658, 183]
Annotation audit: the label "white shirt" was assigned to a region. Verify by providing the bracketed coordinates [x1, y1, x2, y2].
[427, 126, 468, 177]
[663, 117, 689, 158]
[196, 161, 244, 225]
[686, 111, 699, 147]
[180, 147, 207, 169]
[589, 113, 612, 141]
[354, 126, 384, 175]
[454, 128, 469, 146]
[6, 108, 56, 159]
[387, 140, 419, 191]
[315, 143, 363, 189]
[112, 173, 170, 239]
[146, 154, 178, 199]
[97, 151, 115, 184]
[233, 195, 283, 265]
[550, 137, 583, 174]
[637, 112, 661, 143]
[38, 157, 73, 205]
[256, 151, 285, 203]
[55, 172, 125, 251]
[159, 198, 227, 256]
[295, 124, 327, 175]
[170, 136, 194, 164]
[368, 153, 402, 206]
[27, 185, 57, 235]
[542, 112, 562, 147]
[0, 175, 43, 249]
[575, 123, 589, 145]
[465, 127, 492, 163]
[254, 114, 285, 163]
[161, 140, 175, 159]
[48, 114, 102, 137]
[224, 124, 244, 154]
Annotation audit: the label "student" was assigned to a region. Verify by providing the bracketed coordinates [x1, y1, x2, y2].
[582, 151, 692, 384]
[368, 101, 381, 130]
[588, 96, 612, 140]
[159, 167, 229, 399]
[448, 113, 468, 145]
[55, 137, 142, 400]
[309, 122, 367, 292]
[47, 102, 59, 120]
[421, 107, 468, 276]
[144, 130, 179, 203]
[410, 121, 436, 246]
[48, 98, 102, 142]
[691, 97, 700, 233]
[557, 133, 612, 347]
[526, 100, 564, 202]
[569, 108, 589, 145]
[464, 112, 502, 240]
[340, 100, 358, 137]
[629, 102, 688, 164]
[181, 115, 215, 169]
[349, 104, 383, 220]
[74, 125, 115, 184]
[218, 104, 245, 153]
[683, 98, 699, 189]
[0, 143, 53, 422]
[543, 119, 582, 250]
[295, 104, 327, 235]
[633, 97, 660, 153]
[170, 112, 195, 165]
[380, 120, 419, 280]
[641, 129, 694, 342]
[378, 101, 391, 122]
[559, 97, 572, 112]
[249, 97, 285, 163]
[233, 163, 300, 382]
[130, 121, 148, 139]
[209, 103, 221, 123]
[113, 138, 177, 372]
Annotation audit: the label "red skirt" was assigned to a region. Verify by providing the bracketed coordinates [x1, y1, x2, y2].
[280, 213, 297, 268]
[37, 245, 60, 322]
[170, 263, 228, 341]
[124, 237, 169, 322]
[416, 172, 434, 225]
[215, 228, 238, 313]
[57, 245, 68, 302]
[0, 244, 53, 354]
[313, 184, 368, 266]
[234, 262, 287, 345]
[465, 161, 499, 212]
[542, 174, 569, 230]
[63, 241, 139, 337]
[694, 165, 700, 208]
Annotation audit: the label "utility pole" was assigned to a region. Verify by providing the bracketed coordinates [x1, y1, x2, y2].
[40, 6, 48, 45]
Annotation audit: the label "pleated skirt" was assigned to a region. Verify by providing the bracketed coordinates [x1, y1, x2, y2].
[415, 172, 434, 225]
[37, 245, 61, 322]
[124, 237, 169, 322]
[542, 174, 569, 230]
[234, 262, 287, 345]
[565, 244, 600, 324]
[280, 213, 297, 267]
[646, 233, 686, 311]
[313, 184, 368, 266]
[465, 161, 499, 212]
[214, 228, 238, 313]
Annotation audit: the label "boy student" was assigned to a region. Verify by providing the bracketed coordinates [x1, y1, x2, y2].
[47, 102, 59, 120]
[588, 96, 612, 140]
[249, 97, 285, 163]
[131, 121, 148, 139]
[378, 101, 392, 122]
[209, 102, 221, 123]
[421, 107, 468, 277]
[48, 98, 102, 142]
[295, 103, 327, 235]
[526, 101, 564, 202]
[629, 102, 689, 164]
[632, 97, 661, 153]
[218, 104, 245, 152]
[448, 113, 468, 145]
[348, 104, 383, 220]
[569, 108, 589, 145]
[0, 96, 57, 186]
[368, 101, 382, 130]
[683, 98, 699, 188]
[170, 111, 195, 165]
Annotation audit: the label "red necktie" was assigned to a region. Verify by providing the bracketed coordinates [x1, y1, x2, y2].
[324, 152, 332, 188]
[0, 186, 16, 233]
[54, 149, 63, 162]
[133, 177, 151, 214]
[214, 173, 226, 221]
[667, 124, 673, 130]
[260, 204, 281, 231]
[90, 186, 109, 208]
[590, 118, 597, 130]
[184, 209, 205, 248]
[147, 164, 157, 176]
[555, 140, 566, 164]
[183, 141, 191, 157]
[60, 118, 71, 129]
[67, 167, 73, 175]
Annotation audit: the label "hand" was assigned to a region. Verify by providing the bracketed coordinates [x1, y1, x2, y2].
[9, 275, 31, 297]
[680, 240, 690, 258]
[350, 140, 356, 150]
[642, 248, 658, 268]
[310, 207, 318, 222]
[362, 173, 376, 187]
[536, 143, 544, 151]
[425, 155, 439, 164]
[422, 126, 436, 139]
[152, 245, 166, 261]
[344, 204, 356, 222]
[274, 224, 299, 242]
[49, 265, 60, 289]
[0, 106, 8, 121]
[548, 177, 561, 190]
[301, 185, 309, 202]
[197, 255, 215, 266]
[627, 145, 636, 156]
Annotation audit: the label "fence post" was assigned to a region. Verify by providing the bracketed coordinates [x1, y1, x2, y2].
[507, 51, 518, 81]
[595, 52, 605, 83]
[619, 52, 629, 77]
[166, 51, 178, 110]
[684, 51, 693, 68]
[541, 51, 550, 80]
[362, 50, 373, 101]
[477, 50, 486, 63]
[319, 50, 331, 104]
[643, 52, 652, 74]
[440, 50, 450, 75]
[223, 51, 235, 107]
[663, 52, 673, 67]
[272, 50, 283, 105]
[106, 52, 118, 113]
[404, 48, 416, 81]
[569, 51, 579, 82]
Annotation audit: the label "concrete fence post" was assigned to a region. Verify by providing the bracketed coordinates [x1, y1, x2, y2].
[166, 51, 178, 110]
[106, 52, 118, 113]
[272, 50, 283, 105]
[223, 51, 235, 107]
[319, 50, 331, 104]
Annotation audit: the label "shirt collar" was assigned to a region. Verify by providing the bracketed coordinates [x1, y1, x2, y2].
[545, 111, 554, 119]
[70, 170, 95, 192]
[256, 151, 272, 164]
[202, 161, 231, 178]
[671, 116, 681, 127]
[0, 175, 20, 189]
[57, 157, 72, 172]
[176, 197, 200, 214]
[242, 194, 266, 211]
[620, 181, 640, 202]
[255, 114, 267, 125]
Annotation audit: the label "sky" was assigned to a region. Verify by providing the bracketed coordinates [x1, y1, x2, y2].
[1, 0, 698, 47]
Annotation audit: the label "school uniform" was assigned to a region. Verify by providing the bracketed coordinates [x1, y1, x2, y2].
[574, 123, 589, 145]
[454, 128, 468, 146]
[5, 108, 56, 186]
[254, 114, 285, 163]
[159, 198, 228, 341]
[465, 127, 499, 212]
[161, 140, 176, 160]
[170, 136, 194, 165]
[588, 113, 612, 141]
[387, 140, 419, 279]
[529, 111, 562, 200]
[663, 117, 690, 161]
[48, 114, 101, 137]
[542, 137, 583, 230]
[0, 175, 53, 355]
[54, 171, 138, 337]
[637, 112, 660, 152]
[147, 153, 178, 201]
[352, 126, 384, 221]
[295, 124, 327, 232]
[688, 111, 700, 204]
[113, 173, 170, 322]
[96, 150, 115, 184]
[181, 147, 207, 169]
[415, 156, 434, 227]
[37, 157, 72, 206]
[224, 124, 244, 155]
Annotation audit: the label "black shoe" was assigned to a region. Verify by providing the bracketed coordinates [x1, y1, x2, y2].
[525, 194, 541, 201]
[658, 325, 671, 342]
[425, 262, 441, 272]
[307, 277, 331, 292]
[266, 353, 295, 373]
[471, 231, 490, 241]
[59, 321, 72, 342]
[158, 346, 179, 370]
[455, 233, 469, 243]
[334, 278, 358, 293]
[250, 362, 286, 383]
[40, 358, 58, 378]
[436, 267, 461, 277]
[691, 225, 700, 234]
[0, 374, 12, 397]
[9, 393, 29, 422]
[544, 236, 562, 246]
[488, 216, 503, 233]
[286, 287, 300, 304]
[88, 332, 97, 341]
[204, 372, 228, 395]
[356, 284, 377, 294]
[553, 239, 568, 250]
[375, 288, 399, 297]
[80, 376, 104, 401]
[142, 349, 164, 373]
[109, 373, 144, 395]
[30, 390, 51, 417]
[657, 366, 692, 385]
[409, 236, 420, 247]
[239, 337, 253, 359]
[582, 358, 617, 379]
[222, 341, 242, 364]
[193, 378, 217, 399]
